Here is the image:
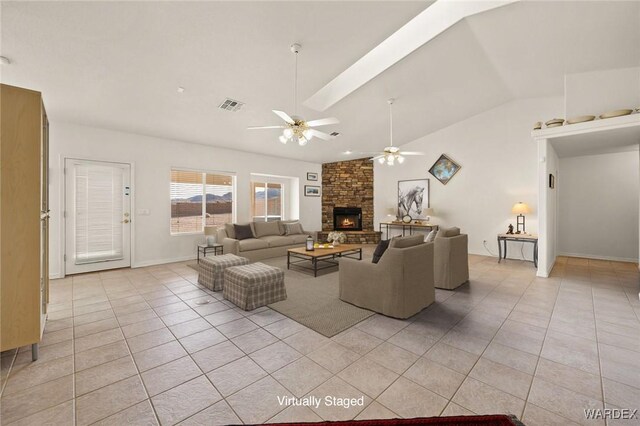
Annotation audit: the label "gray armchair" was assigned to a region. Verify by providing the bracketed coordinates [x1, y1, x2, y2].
[434, 230, 469, 290]
[339, 235, 435, 319]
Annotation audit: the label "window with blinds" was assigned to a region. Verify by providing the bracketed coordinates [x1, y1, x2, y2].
[75, 163, 124, 264]
[251, 181, 283, 222]
[171, 170, 233, 234]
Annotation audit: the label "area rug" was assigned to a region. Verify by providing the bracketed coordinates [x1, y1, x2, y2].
[261, 255, 375, 338]
[263, 414, 525, 425]
[187, 251, 376, 337]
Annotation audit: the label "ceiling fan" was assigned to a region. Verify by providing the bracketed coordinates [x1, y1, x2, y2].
[248, 43, 340, 146]
[364, 99, 424, 166]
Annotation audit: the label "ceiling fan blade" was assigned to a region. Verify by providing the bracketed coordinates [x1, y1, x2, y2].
[272, 110, 295, 124]
[307, 129, 335, 141]
[369, 155, 385, 161]
[306, 117, 340, 127]
[247, 125, 286, 130]
[400, 151, 425, 156]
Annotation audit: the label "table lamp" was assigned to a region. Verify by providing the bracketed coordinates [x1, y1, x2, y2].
[424, 207, 435, 223]
[386, 207, 397, 222]
[511, 202, 530, 233]
[204, 226, 217, 246]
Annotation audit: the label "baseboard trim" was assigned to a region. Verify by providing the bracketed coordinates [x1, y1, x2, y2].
[557, 252, 638, 263]
[133, 255, 196, 268]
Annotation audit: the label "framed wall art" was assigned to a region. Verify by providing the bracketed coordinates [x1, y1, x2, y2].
[429, 154, 461, 185]
[398, 179, 429, 220]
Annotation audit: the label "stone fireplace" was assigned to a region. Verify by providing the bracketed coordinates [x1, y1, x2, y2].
[318, 158, 381, 244]
[333, 207, 362, 231]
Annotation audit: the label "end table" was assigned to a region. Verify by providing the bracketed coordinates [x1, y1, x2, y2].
[197, 243, 223, 263]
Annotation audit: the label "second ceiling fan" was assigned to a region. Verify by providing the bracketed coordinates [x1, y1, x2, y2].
[360, 99, 424, 165]
[248, 43, 340, 146]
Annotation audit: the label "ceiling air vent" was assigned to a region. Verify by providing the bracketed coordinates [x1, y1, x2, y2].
[218, 98, 244, 112]
[330, 132, 340, 137]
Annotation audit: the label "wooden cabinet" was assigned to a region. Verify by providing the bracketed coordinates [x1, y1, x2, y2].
[1, 84, 49, 360]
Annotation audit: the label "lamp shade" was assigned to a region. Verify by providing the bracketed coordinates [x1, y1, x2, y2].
[204, 226, 217, 236]
[424, 207, 435, 216]
[512, 202, 530, 215]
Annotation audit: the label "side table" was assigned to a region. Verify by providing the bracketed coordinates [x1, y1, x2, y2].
[197, 243, 223, 263]
[497, 234, 538, 268]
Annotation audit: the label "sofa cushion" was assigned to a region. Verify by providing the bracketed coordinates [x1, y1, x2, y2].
[234, 224, 255, 240]
[389, 234, 424, 249]
[284, 222, 304, 235]
[253, 221, 281, 238]
[438, 227, 461, 238]
[238, 238, 269, 251]
[224, 223, 236, 239]
[260, 235, 295, 248]
[372, 239, 390, 264]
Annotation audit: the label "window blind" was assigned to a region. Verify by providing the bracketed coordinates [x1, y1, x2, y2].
[75, 163, 124, 264]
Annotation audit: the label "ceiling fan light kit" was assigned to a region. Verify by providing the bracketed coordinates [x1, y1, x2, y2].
[248, 44, 339, 147]
[370, 99, 423, 166]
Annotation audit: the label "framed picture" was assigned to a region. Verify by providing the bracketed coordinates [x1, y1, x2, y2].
[398, 179, 429, 220]
[307, 172, 318, 181]
[304, 185, 321, 197]
[429, 154, 461, 185]
[549, 173, 555, 189]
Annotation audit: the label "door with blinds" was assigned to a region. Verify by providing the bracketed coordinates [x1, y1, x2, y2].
[65, 159, 131, 274]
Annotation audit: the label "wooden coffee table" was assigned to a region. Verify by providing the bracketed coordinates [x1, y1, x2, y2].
[287, 244, 363, 277]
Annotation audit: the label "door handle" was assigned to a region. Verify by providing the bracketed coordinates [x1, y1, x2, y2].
[122, 219, 130, 224]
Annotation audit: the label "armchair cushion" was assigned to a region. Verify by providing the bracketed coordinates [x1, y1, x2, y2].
[372, 240, 390, 264]
[389, 234, 424, 249]
[438, 227, 461, 238]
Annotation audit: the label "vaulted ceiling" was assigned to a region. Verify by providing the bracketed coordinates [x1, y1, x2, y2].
[2, 1, 639, 163]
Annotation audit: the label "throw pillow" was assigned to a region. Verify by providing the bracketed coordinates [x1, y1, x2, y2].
[284, 222, 304, 235]
[424, 229, 437, 243]
[372, 239, 390, 264]
[234, 223, 254, 240]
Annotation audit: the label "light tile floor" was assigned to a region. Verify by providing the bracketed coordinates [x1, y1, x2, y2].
[1, 254, 639, 425]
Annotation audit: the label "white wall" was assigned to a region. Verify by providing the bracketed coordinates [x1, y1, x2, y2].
[565, 67, 640, 119]
[558, 150, 639, 262]
[374, 97, 564, 260]
[49, 122, 322, 277]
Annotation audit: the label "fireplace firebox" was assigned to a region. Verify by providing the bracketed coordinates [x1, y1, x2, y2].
[333, 207, 362, 231]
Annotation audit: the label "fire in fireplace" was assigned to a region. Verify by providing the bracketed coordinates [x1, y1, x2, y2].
[333, 207, 362, 231]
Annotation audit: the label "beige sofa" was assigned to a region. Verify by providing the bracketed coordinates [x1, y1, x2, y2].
[339, 234, 435, 319]
[216, 220, 315, 262]
[434, 227, 469, 290]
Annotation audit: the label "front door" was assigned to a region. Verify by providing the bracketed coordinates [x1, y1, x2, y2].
[65, 159, 131, 274]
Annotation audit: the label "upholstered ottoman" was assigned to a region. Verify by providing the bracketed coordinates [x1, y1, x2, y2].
[198, 254, 250, 291]
[223, 263, 287, 310]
